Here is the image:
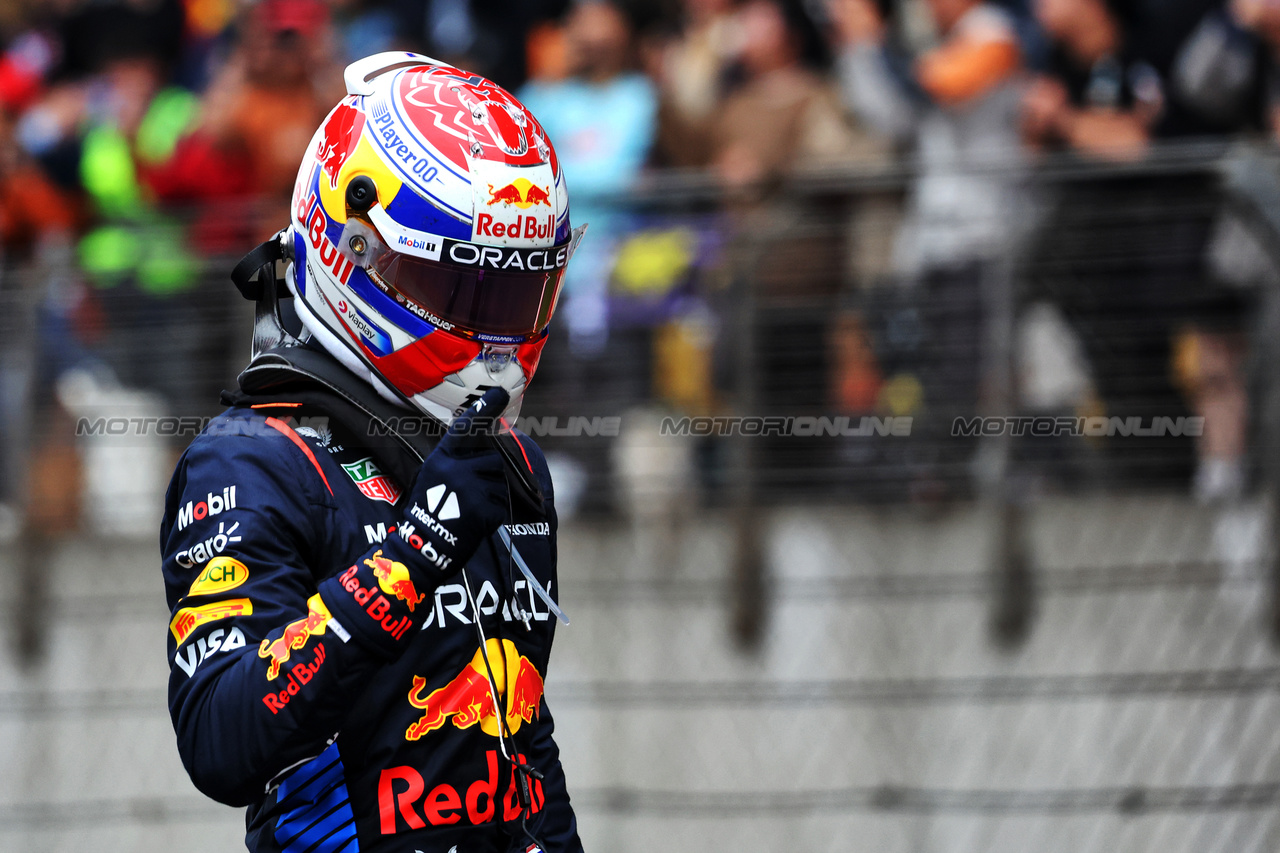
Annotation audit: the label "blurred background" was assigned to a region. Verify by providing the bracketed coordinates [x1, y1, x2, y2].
[4, 0, 1280, 850]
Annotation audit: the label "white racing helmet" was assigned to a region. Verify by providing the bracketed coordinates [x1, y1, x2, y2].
[287, 52, 585, 424]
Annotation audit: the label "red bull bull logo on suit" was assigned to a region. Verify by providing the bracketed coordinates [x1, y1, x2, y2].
[365, 550, 426, 611]
[258, 594, 335, 680]
[404, 638, 544, 740]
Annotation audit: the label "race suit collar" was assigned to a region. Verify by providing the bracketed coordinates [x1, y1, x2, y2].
[225, 342, 547, 522]
[224, 342, 435, 490]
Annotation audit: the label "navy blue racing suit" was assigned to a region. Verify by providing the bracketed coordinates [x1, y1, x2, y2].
[160, 348, 582, 853]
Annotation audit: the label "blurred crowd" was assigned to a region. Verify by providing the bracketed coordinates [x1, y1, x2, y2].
[1, 0, 1279, 524]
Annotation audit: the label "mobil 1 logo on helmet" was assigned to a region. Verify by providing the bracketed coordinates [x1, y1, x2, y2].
[176, 485, 239, 532]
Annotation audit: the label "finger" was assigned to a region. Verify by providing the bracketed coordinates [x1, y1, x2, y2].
[440, 387, 511, 452]
[455, 387, 510, 431]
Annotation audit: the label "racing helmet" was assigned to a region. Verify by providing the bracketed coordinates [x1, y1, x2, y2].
[287, 52, 584, 425]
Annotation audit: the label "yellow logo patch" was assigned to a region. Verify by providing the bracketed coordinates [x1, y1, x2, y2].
[170, 598, 253, 643]
[188, 556, 249, 597]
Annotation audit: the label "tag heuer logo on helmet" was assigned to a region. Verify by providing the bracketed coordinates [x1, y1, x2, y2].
[341, 458, 402, 505]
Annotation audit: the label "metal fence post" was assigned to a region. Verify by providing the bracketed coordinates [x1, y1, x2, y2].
[1218, 148, 1280, 644]
[729, 209, 766, 652]
[983, 239, 1035, 649]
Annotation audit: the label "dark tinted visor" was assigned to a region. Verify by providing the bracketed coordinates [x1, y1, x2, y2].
[368, 247, 566, 339]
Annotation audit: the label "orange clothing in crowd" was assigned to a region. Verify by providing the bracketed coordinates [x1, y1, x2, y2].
[223, 85, 327, 198]
[917, 31, 1020, 105]
[0, 165, 78, 249]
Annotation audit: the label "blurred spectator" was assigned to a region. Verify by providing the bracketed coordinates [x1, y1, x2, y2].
[517, 1, 658, 515]
[0, 95, 80, 515]
[0, 31, 59, 116]
[715, 0, 885, 189]
[329, 0, 405, 62]
[831, 0, 1028, 497]
[62, 52, 201, 293]
[1022, 0, 1257, 497]
[199, 0, 339, 205]
[832, 0, 1027, 271]
[1024, 0, 1270, 156]
[647, 0, 738, 167]
[1021, 0, 1156, 160]
[411, 0, 570, 89]
[0, 108, 78, 253]
[521, 2, 656, 204]
[520, 0, 658, 355]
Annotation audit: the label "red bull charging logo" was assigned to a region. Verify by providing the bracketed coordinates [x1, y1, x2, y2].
[405, 639, 544, 740]
[487, 178, 551, 209]
[365, 550, 425, 612]
[258, 594, 334, 680]
[317, 102, 366, 191]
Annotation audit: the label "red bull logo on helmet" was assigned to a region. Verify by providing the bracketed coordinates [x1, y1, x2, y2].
[258, 594, 335, 680]
[365, 549, 425, 611]
[404, 638, 544, 741]
[486, 179, 551, 209]
[475, 212, 556, 242]
[317, 102, 366, 191]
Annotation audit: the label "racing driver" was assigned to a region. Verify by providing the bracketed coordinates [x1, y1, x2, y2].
[161, 52, 586, 853]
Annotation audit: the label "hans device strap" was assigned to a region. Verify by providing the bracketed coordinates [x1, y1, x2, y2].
[228, 239, 546, 518]
[230, 231, 300, 358]
[230, 234, 289, 301]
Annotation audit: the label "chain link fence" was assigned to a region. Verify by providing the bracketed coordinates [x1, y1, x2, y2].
[3, 147, 1280, 851]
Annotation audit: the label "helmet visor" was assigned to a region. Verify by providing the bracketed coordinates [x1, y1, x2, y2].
[366, 243, 566, 340]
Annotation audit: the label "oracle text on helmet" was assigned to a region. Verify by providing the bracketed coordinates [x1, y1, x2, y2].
[445, 240, 568, 271]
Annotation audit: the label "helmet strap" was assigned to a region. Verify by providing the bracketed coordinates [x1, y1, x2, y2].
[231, 229, 304, 358]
